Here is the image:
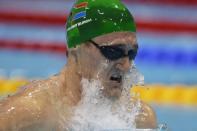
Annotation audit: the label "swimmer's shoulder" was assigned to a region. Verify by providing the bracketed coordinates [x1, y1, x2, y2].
[26, 75, 64, 96]
[131, 97, 157, 129]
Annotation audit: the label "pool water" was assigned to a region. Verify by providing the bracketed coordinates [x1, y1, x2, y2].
[0, 1, 197, 130]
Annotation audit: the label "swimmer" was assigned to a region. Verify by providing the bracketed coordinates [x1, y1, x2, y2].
[0, 0, 157, 130]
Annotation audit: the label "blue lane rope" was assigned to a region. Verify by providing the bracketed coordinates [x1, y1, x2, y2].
[136, 47, 197, 65]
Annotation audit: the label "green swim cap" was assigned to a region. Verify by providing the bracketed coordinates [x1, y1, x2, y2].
[66, 0, 136, 48]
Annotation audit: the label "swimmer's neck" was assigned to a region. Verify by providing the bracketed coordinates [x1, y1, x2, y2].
[59, 56, 83, 106]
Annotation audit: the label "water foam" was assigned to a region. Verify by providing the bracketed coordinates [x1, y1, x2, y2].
[68, 64, 144, 131]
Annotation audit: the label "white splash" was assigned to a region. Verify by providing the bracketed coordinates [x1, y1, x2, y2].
[68, 64, 144, 131]
[123, 62, 144, 87]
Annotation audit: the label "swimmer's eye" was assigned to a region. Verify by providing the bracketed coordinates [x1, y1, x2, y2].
[89, 40, 137, 61]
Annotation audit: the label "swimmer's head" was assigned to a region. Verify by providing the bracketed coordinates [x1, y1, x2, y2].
[66, 0, 136, 48]
[72, 32, 138, 98]
[66, 0, 138, 98]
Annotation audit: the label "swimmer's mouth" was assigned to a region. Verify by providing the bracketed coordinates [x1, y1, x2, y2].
[110, 75, 122, 83]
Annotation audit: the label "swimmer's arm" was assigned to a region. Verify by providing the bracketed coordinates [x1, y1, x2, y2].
[134, 100, 157, 129]
[0, 82, 52, 130]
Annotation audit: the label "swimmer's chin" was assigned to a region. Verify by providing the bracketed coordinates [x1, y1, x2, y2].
[103, 84, 123, 99]
[110, 88, 122, 98]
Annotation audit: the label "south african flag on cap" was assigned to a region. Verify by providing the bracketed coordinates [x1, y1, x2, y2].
[73, 2, 88, 21]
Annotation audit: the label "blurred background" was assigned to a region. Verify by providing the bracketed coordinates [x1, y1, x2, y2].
[0, 0, 196, 130]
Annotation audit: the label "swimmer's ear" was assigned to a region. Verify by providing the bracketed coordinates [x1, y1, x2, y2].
[70, 41, 93, 59]
[69, 49, 78, 63]
[84, 42, 92, 48]
[80, 41, 92, 49]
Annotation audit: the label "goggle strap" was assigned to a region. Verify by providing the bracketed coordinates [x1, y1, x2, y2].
[89, 40, 99, 48]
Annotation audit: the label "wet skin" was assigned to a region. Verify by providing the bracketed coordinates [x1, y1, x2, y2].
[0, 32, 157, 130]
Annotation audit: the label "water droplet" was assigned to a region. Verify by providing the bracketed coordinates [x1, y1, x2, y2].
[97, 9, 104, 15]
[102, 20, 106, 23]
[114, 5, 119, 8]
[158, 123, 168, 131]
[8, 106, 15, 112]
[28, 92, 32, 97]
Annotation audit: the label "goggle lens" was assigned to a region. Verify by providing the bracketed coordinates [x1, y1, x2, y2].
[90, 40, 137, 61]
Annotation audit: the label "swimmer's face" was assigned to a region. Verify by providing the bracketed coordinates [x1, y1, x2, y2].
[78, 32, 138, 98]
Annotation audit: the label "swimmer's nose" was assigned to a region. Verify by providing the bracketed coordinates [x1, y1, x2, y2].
[116, 57, 131, 72]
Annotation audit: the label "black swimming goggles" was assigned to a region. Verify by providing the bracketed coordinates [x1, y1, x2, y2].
[89, 40, 137, 61]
